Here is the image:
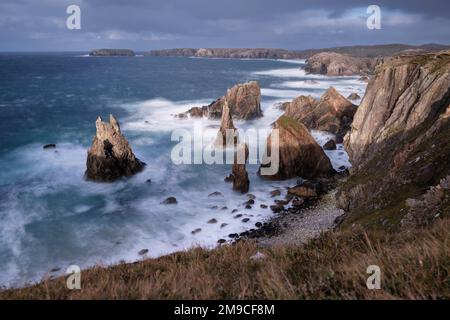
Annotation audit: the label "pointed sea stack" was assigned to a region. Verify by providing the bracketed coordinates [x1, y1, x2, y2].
[215, 101, 238, 147]
[86, 115, 145, 182]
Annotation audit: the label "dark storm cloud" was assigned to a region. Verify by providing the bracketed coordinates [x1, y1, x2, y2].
[0, 0, 449, 51]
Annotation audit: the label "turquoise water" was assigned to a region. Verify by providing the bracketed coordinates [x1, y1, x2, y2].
[0, 53, 365, 287]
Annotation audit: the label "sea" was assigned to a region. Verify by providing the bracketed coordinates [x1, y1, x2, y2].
[0, 53, 366, 287]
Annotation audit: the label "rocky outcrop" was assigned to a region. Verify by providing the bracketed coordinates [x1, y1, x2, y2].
[337, 51, 450, 228]
[226, 144, 250, 193]
[260, 116, 334, 180]
[85, 115, 145, 182]
[89, 49, 135, 57]
[186, 81, 262, 120]
[305, 52, 376, 76]
[283, 87, 357, 139]
[187, 106, 208, 118]
[225, 81, 262, 120]
[215, 101, 237, 147]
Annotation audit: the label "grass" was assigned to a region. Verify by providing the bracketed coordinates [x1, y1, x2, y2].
[1, 215, 449, 300]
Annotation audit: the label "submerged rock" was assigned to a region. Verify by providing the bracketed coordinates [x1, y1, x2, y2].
[323, 139, 337, 150]
[162, 197, 178, 205]
[85, 115, 145, 182]
[43, 144, 56, 149]
[260, 116, 334, 180]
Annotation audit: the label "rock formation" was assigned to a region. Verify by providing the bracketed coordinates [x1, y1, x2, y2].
[337, 51, 450, 228]
[89, 49, 135, 57]
[85, 115, 145, 182]
[260, 116, 334, 180]
[215, 101, 237, 147]
[305, 52, 376, 76]
[184, 81, 263, 120]
[226, 143, 250, 193]
[283, 87, 357, 139]
[225, 81, 262, 120]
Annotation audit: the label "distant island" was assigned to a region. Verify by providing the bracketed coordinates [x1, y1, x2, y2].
[89, 49, 135, 57]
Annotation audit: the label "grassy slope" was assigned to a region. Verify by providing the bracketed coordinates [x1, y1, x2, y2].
[1, 212, 449, 299]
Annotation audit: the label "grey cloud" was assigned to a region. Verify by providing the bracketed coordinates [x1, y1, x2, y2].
[0, 0, 448, 51]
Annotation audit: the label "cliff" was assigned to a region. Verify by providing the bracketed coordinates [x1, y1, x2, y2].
[337, 51, 450, 228]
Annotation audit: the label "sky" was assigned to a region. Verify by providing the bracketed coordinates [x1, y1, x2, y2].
[0, 0, 449, 51]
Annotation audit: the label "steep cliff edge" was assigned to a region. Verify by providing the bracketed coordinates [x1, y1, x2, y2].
[337, 51, 450, 229]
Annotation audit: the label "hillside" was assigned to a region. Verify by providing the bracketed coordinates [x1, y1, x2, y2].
[147, 44, 450, 59]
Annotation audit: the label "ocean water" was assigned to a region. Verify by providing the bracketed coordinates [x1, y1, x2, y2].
[0, 53, 366, 287]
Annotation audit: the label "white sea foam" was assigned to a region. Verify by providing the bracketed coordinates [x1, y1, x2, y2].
[0, 57, 366, 288]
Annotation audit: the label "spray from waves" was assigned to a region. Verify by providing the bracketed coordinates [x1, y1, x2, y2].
[0, 58, 366, 288]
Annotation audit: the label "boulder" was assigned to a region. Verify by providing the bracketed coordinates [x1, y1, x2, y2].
[260, 116, 334, 180]
[288, 180, 324, 198]
[347, 93, 361, 100]
[85, 115, 145, 182]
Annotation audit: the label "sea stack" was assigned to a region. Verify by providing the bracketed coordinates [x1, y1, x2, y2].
[260, 116, 334, 180]
[215, 101, 238, 147]
[85, 115, 145, 182]
[227, 143, 250, 193]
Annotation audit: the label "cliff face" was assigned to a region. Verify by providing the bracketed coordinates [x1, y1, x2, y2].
[86, 115, 145, 181]
[337, 51, 450, 228]
[305, 52, 377, 76]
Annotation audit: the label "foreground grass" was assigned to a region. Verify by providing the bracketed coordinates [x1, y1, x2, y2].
[1, 217, 449, 299]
